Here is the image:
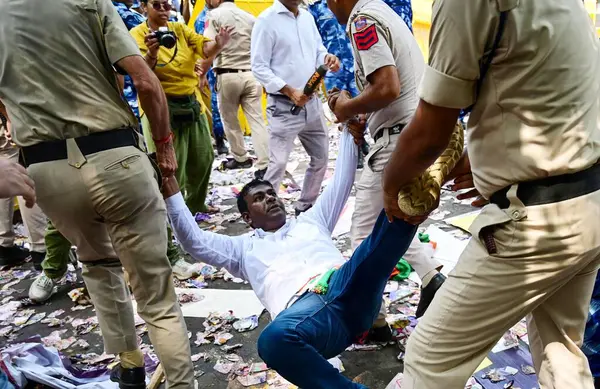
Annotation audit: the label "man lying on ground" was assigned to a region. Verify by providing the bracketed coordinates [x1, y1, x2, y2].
[162, 125, 420, 388]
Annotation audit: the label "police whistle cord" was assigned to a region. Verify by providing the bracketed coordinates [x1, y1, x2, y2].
[290, 65, 329, 115]
[397, 122, 465, 216]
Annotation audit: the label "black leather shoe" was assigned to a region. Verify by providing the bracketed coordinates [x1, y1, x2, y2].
[216, 136, 229, 155]
[416, 273, 446, 318]
[31, 251, 46, 271]
[0, 245, 30, 268]
[223, 158, 252, 170]
[110, 365, 146, 389]
[254, 168, 267, 180]
[366, 324, 393, 343]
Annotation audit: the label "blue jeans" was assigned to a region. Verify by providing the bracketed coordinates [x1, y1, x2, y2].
[257, 211, 417, 388]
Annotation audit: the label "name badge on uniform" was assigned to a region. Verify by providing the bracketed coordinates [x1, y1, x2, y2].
[353, 17, 378, 51]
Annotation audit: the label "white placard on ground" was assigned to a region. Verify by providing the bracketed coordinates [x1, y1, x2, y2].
[132, 288, 265, 319]
[423, 225, 470, 276]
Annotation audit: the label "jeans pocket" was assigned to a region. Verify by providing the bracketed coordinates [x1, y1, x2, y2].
[103, 154, 141, 171]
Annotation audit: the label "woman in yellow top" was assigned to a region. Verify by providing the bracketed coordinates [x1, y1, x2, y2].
[131, 0, 232, 214]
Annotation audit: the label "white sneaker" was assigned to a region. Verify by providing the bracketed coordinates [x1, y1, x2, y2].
[29, 273, 56, 302]
[171, 258, 197, 280]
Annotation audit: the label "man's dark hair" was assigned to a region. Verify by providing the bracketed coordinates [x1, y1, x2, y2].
[237, 179, 274, 214]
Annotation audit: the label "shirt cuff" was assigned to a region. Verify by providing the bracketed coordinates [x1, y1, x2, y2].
[264, 78, 287, 94]
[418, 65, 476, 109]
[165, 191, 186, 213]
[317, 52, 327, 68]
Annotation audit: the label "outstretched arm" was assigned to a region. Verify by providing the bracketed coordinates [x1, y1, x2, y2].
[302, 126, 358, 232]
[162, 177, 248, 279]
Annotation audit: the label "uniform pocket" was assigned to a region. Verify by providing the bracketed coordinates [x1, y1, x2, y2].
[103, 154, 142, 171]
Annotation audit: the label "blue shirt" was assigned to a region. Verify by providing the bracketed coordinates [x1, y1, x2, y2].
[112, 1, 145, 118]
[195, 7, 209, 34]
[583, 272, 600, 377]
[308, 0, 355, 75]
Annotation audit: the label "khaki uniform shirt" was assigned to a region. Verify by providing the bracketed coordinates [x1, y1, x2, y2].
[0, 0, 140, 147]
[421, 0, 600, 199]
[204, 2, 255, 70]
[346, 0, 424, 138]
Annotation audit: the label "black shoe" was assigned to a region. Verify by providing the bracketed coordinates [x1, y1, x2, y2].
[416, 273, 446, 318]
[216, 136, 229, 155]
[223, 158, 252, 170]
[254, 168, 267, 180]
[31, 251, 46, 271]
[366, 324, 393, 343]
[110, 365, 146, 389]
[0, 245, 30, 267]
[294, 205, 313, 217]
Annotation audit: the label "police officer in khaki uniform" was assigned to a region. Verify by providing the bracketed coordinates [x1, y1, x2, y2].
[327, 0, 445, 318]
[0, 1, 193, 388]
[204, 0, 270, 178]
[379, 0, 600, 388]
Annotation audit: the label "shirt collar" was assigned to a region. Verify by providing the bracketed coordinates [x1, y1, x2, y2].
[274, 0, 296, 16]
[253, 219, 294, 238]
[346, 0, 374, 34]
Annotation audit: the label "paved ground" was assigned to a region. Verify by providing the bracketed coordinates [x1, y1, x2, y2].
[0, 128, 477, 388]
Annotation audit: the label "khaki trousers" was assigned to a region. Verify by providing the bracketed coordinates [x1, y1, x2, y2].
[27, 141, 193, 388]
[0, 143, 46, 252]
[264, 96, 329, 211]
[403, 187, 600, 389]
[216, 72, 269, 170]
[351, 129, 441, 280]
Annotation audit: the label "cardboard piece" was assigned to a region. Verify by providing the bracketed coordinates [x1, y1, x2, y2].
[445, 210, 481, 233]
[132, 288, 264, 319]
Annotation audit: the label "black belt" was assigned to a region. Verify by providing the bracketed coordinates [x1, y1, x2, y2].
[374, 123, 405, 142]
[167, 94, 196, 105]
[490, 163, 600, 209]
[214, 68, 250, 75]
[19, 128, 139, 167]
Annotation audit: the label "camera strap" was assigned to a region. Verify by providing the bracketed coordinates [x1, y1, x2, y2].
[146, 21, 178, 68]
[156, 43, 178, 68]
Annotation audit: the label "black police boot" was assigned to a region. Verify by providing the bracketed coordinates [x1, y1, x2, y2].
[223, 158, 252, 170]
[416, 273, 447, 318]
[0, 245, 30, 268]
[366, 324, 393, 343]
[216, 135, 229, 155]
[254, 168, 267, 180]
[110, 365, 146, 389]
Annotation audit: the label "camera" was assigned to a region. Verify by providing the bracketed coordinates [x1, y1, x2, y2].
[154, 27, 176, 49]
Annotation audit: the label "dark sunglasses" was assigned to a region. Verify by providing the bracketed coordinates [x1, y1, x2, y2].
[150, 1, 172, 11]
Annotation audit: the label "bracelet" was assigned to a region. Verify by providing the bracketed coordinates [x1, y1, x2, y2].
[153, 132, 173, 145]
